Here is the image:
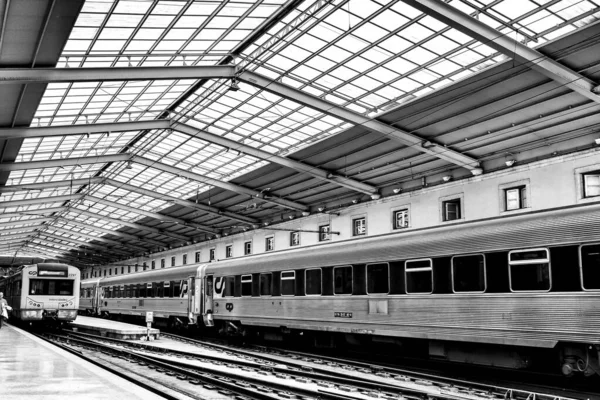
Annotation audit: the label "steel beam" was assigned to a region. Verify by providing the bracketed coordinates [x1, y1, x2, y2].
[85, 195, 220, 235]
[401, 0, 600, 104]
[0, 178, 103, 193]
[48, 225, 147, 251]
[68, 208, 191, 242]
[0, 217, 54, 228]
[0, 65, 235, 84]
[103, 178, 258, 225]
[0, 207, 65, 218]
[57, 217, 166, 247]
[133, 155, 308, 211]
[172, 122, 379, 196]
[0, 194, 81, 208]
[0, 154, 130, 172]
[0, 120, 170, 140]
[237, 71, 480, 171]
[0, 225, 44, 235]
[37, 231, 131, 256]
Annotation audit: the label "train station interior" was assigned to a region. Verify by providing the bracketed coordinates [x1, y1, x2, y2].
[1, 0, 600, 398]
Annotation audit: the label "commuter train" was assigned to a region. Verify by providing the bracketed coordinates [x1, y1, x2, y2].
[0, 263, 80, 323]
[80, 203, 600, 376]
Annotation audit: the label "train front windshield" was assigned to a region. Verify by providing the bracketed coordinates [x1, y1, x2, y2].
[29, 279, 74, 296]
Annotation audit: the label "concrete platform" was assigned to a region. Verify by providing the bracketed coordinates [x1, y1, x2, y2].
[70, 316, 160, 340]
[0, 323, 165, 400]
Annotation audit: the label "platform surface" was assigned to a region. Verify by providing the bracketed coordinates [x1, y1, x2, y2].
[71, 316, 160, 339]
[0, 323, 165, 400]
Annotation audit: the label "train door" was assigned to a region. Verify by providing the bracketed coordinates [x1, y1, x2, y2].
[202, 274, 214, 327]
[187, 276, 195, 324]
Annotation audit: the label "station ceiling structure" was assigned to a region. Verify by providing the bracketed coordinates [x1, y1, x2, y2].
[1, 0, 600, 268]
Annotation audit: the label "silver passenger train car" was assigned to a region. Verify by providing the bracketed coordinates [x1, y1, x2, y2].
[81, 203, 600, 376]
[0, 263, 80, 323]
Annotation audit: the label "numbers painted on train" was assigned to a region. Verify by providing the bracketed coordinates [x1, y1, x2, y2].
[334, 312, 353, 318]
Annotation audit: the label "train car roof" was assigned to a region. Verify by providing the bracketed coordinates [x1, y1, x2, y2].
[98, 264, 206, 285]
[207, 202, 600, 275]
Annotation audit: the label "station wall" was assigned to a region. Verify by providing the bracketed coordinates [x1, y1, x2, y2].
[83, 148, 600, 279]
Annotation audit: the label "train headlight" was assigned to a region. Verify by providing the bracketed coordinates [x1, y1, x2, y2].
[57, 309, 77, 319]
[22, 310, 43, 319]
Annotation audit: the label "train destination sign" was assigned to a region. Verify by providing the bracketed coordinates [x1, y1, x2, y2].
[334, 312, 353, 318]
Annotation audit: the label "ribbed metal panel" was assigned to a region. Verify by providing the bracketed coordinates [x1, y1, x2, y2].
[213, 203, 600, 274]
[214, 293, 600, 347]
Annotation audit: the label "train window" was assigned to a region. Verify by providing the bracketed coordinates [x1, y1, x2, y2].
[210, 248, 216, 261]
[306, 269, 322, 295]
[580, 244, 600, 290]
[147, 282, 154, 298]
[405, 259, 433, 294]
[157, 282, 164, 298]
[27, 279, 75, 296]
[171, 256, 175, 267]
[241, 274, 252, 296]
[244, 241, 252, 255]
[195, 251, 201, 263]
[260, 273, 273, 296]
[172, 281, 181, 297]
[334, 266, 353, 295]
[121, 267, 124, 275]
[128, 266, 131, 274]
[163, 281, 171, 298]
[508, 248, 551, 291]
[139, 284, 146, 298]
[281, 271, 295, 296]
[182, 254, 187, 265]
[452, 254, 486, 293]
[151, 261, 155, 269]
[393, 209, 409, 229]
[223, 276, 235, 297]
[367, 263, 389, 294]
[226, 245, 233, 258]
[161, 259, 165, 268]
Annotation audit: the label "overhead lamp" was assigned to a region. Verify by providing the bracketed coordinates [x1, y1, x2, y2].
[351, 199, 358, 204]
[442, 175, 452, 182]
[263, 221, 269, 226]
[595, 138, 600, 145]
[370, 194, 381, 200]
[301, 211, 310, 217]
[288, 215, 294, 220]
[126, 161, 133, 169]
[393, 188, 402, 194]
[471, 168, 483, 176]
[317, 207, 325, 212]
[505, 159, 516, 167]
[228, 78, 240, 92]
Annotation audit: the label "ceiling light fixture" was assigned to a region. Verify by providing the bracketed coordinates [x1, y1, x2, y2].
[442, 175, 452, 182]
[595, 138, 600, 145]
[505, 159, 516, 167]
[317, 207, 325, 212]
[393, 188, 402, 194]
[370, 194, 381, 200]
[351, 199, 358, 204]
[228, 78, 240, 92]
[301, 211, 310, 217]
[471, 168, 483, 176]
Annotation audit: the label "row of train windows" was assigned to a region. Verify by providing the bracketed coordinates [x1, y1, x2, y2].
[82, 280, 190, 299]
[214, 245, 600, 297]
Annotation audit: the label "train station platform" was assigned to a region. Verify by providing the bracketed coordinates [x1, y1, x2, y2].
[70, 316, 160, 340]
[0, 323, 165, 400]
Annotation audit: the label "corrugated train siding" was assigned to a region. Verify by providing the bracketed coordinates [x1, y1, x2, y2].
[214, 294, 600, 347]
[213, 204, 600, 274]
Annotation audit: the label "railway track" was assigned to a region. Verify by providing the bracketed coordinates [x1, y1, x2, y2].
[37, 327, 587, 400]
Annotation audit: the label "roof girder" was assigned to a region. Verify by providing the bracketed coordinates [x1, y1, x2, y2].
[0, 66, 479, 172]
[0, 120, 170, 140]
[0, 217, 54, 228]
[172, 122, 379, 196]
[84, 195, 220, 235]
[48, 225, 147, 251]
[37, 231, 131, 256]
[401, 0, 600, 104]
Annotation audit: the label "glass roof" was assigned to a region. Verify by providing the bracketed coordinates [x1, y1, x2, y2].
[3, 0, 600, 258]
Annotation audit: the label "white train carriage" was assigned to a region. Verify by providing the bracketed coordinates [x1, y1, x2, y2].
[0, 263, 80, 323]
[81, 265, 210, 327]
[200, 204, 600, 376]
